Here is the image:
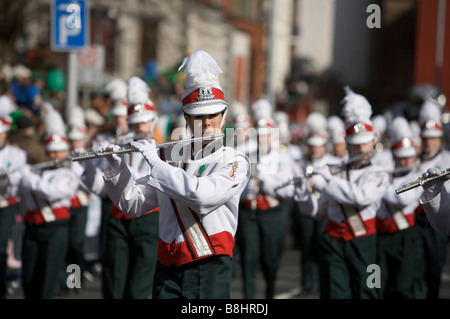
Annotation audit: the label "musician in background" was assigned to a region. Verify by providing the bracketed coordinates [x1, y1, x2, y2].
[419, 168, 450, 235]
[237, 99, 295, 299]
[376, 116, 421, 298]
[308, 87, 390, 299]
[292, 112, 340, 297]
[59, 107, 91, 294]
[18, 109, 79, 299]
[327, 115, 348, 160]
[100, 76, 160, 299]
[102, 50, 250, 299]
[0, 114, 27, 299]
[412, 100, 450, 299]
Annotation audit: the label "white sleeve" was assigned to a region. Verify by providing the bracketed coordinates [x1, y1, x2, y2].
[147, 155, 250, 215]
[325, 169, 390, 208]
[103, 163, 158, 217]
[420, 182, 450, 236]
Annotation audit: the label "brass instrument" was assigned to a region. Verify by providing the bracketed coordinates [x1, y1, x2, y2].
[71, 134, 225, 162]
[395, 168, 450, 194]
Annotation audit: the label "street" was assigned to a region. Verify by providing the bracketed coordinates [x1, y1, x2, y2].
[6, 234, 450, 300]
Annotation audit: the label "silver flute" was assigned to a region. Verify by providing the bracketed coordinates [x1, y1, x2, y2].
[273, 165, 314, 192]
[395, 168, 450, 194]
[273, 150, 375, 192]
[0, 157, 72, 177]
[71, 134, 225, 162]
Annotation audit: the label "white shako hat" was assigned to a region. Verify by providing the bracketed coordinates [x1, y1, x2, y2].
[389, 116, 416, 158]
[105, 77, 128, 117]
[0, 115, 12, 134]
[67, 105, 87, 141]
[327, 115, 346, 144]
[231, 101, 252, 129]
[44, 110, 69, 152]
[341, 86, 375, 145]
[305, 112, 329, 146]
[252, 98, 276, 136]
[126, 76, 157, 125]
[178, 50, 228, 118]
[274, 111, 291, 144]
[418, 100, 443, 138]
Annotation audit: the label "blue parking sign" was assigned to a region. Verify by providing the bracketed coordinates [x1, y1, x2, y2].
[51, 0, 89, 51]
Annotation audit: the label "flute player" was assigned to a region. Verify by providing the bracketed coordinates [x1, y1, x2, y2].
[101, 50, 251, 299]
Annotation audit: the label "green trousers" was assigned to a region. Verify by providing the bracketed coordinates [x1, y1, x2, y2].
[102, 212, 159, 299]
[319, 232, 379, 299]
[412, 214, 448, 299]
[0, 203, 17, 298]
[236, 199, 290, 299]
[22, 220, 69, 299]
[377, 227, 418, 298]
[153, 255, 233, 299]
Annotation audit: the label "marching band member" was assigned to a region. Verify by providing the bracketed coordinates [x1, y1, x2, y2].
[376, 116, 421, 298]
[419, 168, 450, 235]
[101, 76, 160, 299]
[371, 114, 394, 172]
[237, 99, 296, 299]
[64, 106, 91, 291]
[18, 110, 79, 299]
[327, 115, 348, 160]
[293, 111, 341, 296]
[0, 114, 27, 298]
[311, 86, 390, 299]
[412, 100, 450, 299]
[102, 50, 250, 299]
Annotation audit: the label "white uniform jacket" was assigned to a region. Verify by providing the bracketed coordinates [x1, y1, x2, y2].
[20, 166, 79, 225]
[103, 142, 251, 267]
[376, 168, 422, 233]
[0, 144, 27, 208]
[318, 163, 390, 240]
[420, 182, 450, 235]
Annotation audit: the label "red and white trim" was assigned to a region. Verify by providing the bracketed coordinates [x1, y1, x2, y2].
[345, 122, 374, 136]
[127, 103, 156, 115]
[182, 87, 225, 107]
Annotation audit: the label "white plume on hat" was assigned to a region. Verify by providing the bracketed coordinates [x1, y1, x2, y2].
[341, 86, 373, 126]
[389, 116, 416, 158]
[44, 110, 69, 151]
[252, 98, 273, 123]
[306, 112, 328, 146]
[67, 105, 87, 141]
[126, 76, 153, 106]
[231, 101, 251, 129]
[274, 111, 291, 144]
[372, 114, 387, 136]
[327, 115, 346, 144]
[105, 77, 127, 101]
[126, 76, 157, 125]
[178, 50, 228, 119]
[179, 50, 223, 94]
[418, 100, 443, 138]
[340, 86, 374, 145]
